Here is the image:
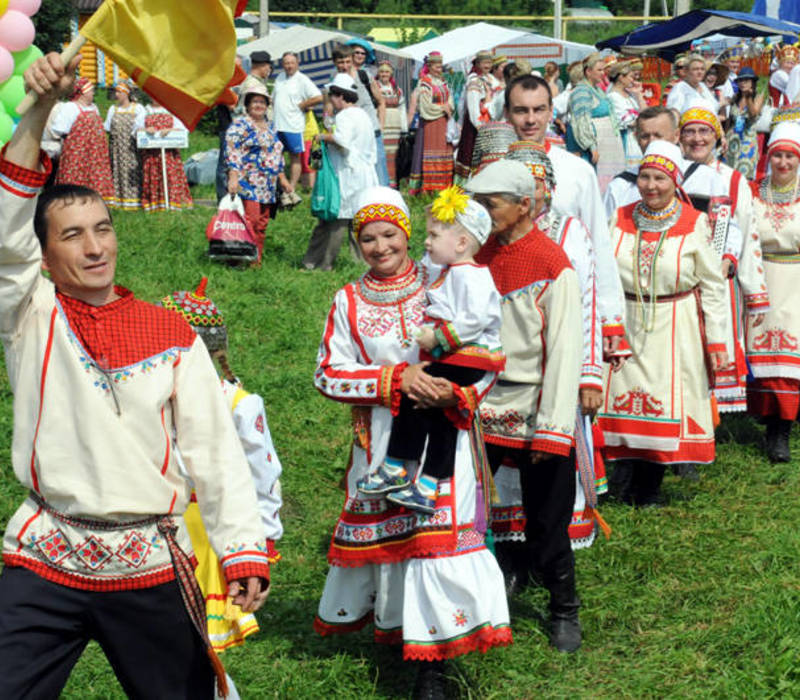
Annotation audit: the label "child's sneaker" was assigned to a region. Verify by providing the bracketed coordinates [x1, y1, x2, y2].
[357, 465, 409, 495]
[386, 483, 437, 514]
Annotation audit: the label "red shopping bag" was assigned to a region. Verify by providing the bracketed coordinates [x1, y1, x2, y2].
[206, 195, 259, 264]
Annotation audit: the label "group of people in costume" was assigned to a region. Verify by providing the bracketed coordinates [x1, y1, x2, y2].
[43, 76, 194, 212]
[5, 33, 800, 699]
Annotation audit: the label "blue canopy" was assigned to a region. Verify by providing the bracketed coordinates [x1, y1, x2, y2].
[596, 10, 800, 59]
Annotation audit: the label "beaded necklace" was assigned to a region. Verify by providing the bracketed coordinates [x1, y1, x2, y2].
[761, 175, 800, 232]
[631, 197, 681, 332]
[357, 261, 426, 306]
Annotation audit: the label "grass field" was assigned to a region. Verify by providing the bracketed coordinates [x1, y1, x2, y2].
[1, 148, 800, 699]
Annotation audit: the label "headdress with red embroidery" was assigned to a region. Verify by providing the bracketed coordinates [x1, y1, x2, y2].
[70, 77, 93, 101]
[505, 140, 556, 195]
[353, 186, 411, 239]
[638, 139, 685, 185]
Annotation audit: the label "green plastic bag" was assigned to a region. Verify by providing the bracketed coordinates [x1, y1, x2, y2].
[310, 141, 340, 221]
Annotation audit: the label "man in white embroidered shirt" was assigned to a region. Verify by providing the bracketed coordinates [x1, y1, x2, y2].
[0, 54, 270, 698]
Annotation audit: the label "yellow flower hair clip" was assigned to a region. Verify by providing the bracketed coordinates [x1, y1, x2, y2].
[431, 185, 469, 224]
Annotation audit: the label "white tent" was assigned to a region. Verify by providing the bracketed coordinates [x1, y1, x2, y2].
[404, 22, 595, 73]
[239, 25, 416, 97]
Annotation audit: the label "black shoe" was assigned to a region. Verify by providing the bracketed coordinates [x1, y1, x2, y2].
[767, 418, 791, 462]
[413, 661, 447, 700]
[674, 463, 700, 481]
[550, 612, 582, 653]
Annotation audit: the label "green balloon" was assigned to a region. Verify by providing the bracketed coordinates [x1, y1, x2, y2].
[0, 110, 13, 147]
[12, 45, 43, 77]
[0, 76, 25, 117]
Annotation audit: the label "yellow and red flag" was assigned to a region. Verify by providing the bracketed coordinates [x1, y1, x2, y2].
[80, 0, 247, 130]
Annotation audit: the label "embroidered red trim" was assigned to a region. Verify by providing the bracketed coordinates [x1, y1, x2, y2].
[389, 362, 409, 416]
[314, 611, 373, 636]
[403, 624, 513, 661]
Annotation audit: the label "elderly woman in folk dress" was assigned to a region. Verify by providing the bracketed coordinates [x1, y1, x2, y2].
[598, 141, 729, 507]
[51, 77, 114, 200]
[376, 61, 408, 188]
[313, 186, 511, 698]
[746, 123, 800, 462]
[104, 81, 145, 209]
[567, 53, 625, 194]
[226, 84, 293, 262]
[409, 52, 455, 195]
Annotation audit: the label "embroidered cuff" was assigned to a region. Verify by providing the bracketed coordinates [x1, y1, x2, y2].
[444, 384, 480, 430]
[434, 321, 461, 354]
[706, 342, 726, 354]
[580, 378, 603, 391]
[745, 292, 770, 313]
[722, 253, 738, 274]
[602, 323, 625, 338]
[604, 335, 633, 360]
[385, 362, 409, 416]
[531, 434, 574, 457]
[0, 145, 51, 197]
[221, 551, 271, 585]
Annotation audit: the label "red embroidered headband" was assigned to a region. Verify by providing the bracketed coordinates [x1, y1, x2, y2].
[353, 203, 411, 239]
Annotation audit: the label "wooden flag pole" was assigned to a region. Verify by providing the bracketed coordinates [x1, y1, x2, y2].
[16, 35, 88, 116]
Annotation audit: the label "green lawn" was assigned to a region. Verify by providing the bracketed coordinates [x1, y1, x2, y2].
[1, 160, 799, 698]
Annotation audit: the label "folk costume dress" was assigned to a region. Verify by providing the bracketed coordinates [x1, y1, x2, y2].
[455, 71, 502, 184]
[724, 102, 761, 180]
[379, 81, 407, 187]
[140, 106, 193, 212]
[608, 89, 643, 170]
[599, 198, 729, 465]
[746, 175, 800, 418]
[679, 102, 771, 412]
[51, 101, 114, 200]
[566, 81, 625, 194]
[104, 102, 146, 209]
[409, 72, 454, 195]
[313, 259, 512, 660]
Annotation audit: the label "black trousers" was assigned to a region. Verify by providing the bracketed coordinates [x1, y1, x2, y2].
[0, 567, 214, 700]
[387, 364, 485, 479]
[485, 444, 576, 586]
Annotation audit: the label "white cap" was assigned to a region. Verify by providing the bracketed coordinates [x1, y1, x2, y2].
[456, 200, 492, 246]
[465, 159, 536, 199]
[354, 186, 409, 218]
[768, 121, 800, 157]
[353, 186, 412, 239]
[325, 73, 359, 94]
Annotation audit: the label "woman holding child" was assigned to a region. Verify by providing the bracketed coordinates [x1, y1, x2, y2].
[313, 186, 511, 698]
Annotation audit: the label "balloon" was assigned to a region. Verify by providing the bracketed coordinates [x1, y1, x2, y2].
[0, 11, 35, 52]
[0, 1, 8, 17]
[0, 75, 24, 115]
[0, 110, 13, 146]
[8, 0, 41, 16]
[12, 44, 41, 75]
[0, 46, 11, 83]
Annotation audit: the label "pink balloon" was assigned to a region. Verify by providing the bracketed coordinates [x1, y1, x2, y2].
[0, 11, 35, 53]
[0, 47, 12, 83]
[8, 0, 41, 17]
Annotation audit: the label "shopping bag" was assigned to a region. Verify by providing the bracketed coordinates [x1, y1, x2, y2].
[206, 194, 259, 263]
[310, 141, 340, 221]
